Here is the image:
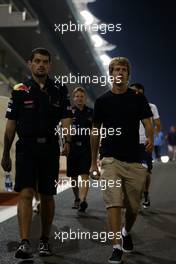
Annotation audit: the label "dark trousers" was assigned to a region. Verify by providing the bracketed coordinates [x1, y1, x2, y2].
[154, 145, 161, 159]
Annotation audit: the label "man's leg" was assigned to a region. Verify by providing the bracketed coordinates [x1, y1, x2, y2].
[121, 162, 148, 253]
[71, 176, 79, 200]
[143, 171, 151, 208]
[67, 147, 80, 208]
[121, 207, 137, 253]
[79, 174, 89, 212]
[71, 176, 80, 209]
[155, 146, 160, 160]
[15, 187, 34, 259]
[124, 209, 138, 232]
[144, 172, 151, 193]
[168, 145, 173, 161]
[40, 194, 55, 239]
[100, 158, 124, 263]
[79, 174, 89, 201]
[39, 194, 55, 257]
[18, 188, 34, 239]
[107, 207, 121, 245]
[143, 152, 153, 208]
[107, 207, 123, 263]
[173, 146, 176, 161]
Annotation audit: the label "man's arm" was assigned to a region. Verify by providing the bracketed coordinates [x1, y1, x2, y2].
[90, 122, 101, 172]
[1, 119, 16, 171]
[142, 118, 154, 152]
[61, 117, 72, 156]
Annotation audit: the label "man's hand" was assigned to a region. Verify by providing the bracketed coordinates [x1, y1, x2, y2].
[145, 138, 153, 153]
[1, 154, 12, 172]
[61, 143, 70, 156]
[1, 119, 16, 172]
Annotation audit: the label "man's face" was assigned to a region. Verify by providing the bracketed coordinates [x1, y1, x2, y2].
[112, 63, 129, 85]
[73, 91, 86, 107]
[28, 53, 51, 78]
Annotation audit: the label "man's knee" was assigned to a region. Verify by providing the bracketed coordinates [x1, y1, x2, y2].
[19, 188, 35, 201]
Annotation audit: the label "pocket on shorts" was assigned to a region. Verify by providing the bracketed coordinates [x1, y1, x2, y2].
[101, 157, 115, 166]
[132, 162, 148, 170]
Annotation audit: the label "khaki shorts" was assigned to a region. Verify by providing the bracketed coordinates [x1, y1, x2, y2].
[100, 157, 148, 214]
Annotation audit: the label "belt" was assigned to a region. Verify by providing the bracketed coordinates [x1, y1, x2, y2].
[71, 141, 91, 147]
[19, 137, 58, 144]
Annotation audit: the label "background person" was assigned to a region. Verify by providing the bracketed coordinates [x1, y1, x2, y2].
[67, 87, 93, 212]
[154, 128, 164, 161]
[166, 125, 176, 161]
[130, 83, 161, 208]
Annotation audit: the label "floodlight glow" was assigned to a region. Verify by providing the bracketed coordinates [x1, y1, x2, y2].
[161, 156, 169, 163]
[100, 54, 111, 65]
[91, 34, 103, 47]
[80, 10, 94, 25]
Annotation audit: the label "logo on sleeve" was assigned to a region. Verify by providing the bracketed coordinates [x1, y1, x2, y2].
[6, 107, 12, 112]
[13, 83, 31, 93]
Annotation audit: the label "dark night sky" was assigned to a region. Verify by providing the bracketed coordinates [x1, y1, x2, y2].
[88, 0, 176, 132]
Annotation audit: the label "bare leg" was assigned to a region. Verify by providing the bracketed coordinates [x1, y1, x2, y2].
[71, 176, 79, 200]
[107, 207, 122, 245]
[17, 188, 34, 240]
[144, 173, 151, 193]
[125, 209, 138, 232]
[40, 194, 55, 239]
[79, 174, 89, 201]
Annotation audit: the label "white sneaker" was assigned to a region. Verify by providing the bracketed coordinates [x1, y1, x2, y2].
[33, 200, 40, 214]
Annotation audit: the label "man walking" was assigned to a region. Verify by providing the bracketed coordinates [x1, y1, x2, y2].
[90, 57, 153, 263]
[67, 87, 93, 212]
[1, 48, 72, 259]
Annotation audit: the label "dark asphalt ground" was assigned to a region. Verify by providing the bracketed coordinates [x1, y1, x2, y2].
[0, 161, 176, 264]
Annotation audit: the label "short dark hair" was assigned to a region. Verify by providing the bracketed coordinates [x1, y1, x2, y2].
[130, 83, 145, 93]
[30, 47, 51, 62]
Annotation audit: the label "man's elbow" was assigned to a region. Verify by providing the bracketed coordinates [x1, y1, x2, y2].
[5, 120, 16, 134]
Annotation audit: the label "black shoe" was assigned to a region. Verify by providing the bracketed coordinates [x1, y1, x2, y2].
[72, 198, 80, 209]
[108, 248, 123, 263]
[121, 232, 133, 253]
[142, 195, 150, 208]
[39, 239, 52, 257]
[15, 240, 33, 259]
[78, 200, 88, 212]
[142, 200, 150, 208]
[143, 192, 150, 208]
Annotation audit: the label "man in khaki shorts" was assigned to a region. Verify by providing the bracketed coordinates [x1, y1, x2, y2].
[90, 57, 154, 263]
